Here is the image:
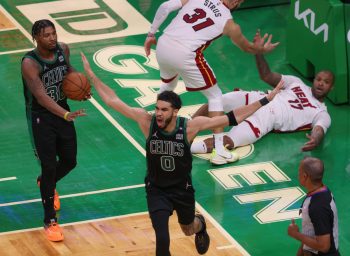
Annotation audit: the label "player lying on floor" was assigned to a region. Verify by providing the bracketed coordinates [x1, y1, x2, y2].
[190, 35, 334, 156]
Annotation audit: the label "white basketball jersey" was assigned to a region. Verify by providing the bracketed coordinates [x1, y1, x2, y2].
[163, 0, 232, 51]
[271, 75, 330, 132]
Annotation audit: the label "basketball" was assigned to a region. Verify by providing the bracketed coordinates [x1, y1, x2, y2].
[62, 72, 91, 101]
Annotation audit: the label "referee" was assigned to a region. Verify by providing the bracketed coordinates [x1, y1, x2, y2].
[288, 157, 340, 256]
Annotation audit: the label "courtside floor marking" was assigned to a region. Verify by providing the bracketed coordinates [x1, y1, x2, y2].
[0, 211, 148, 236]
[0, 177, 16, 182]
[196, 203, 250, 256]
[0, 184, 145, 208]
[0, 5, 33, 54]
[89, 97, 146, 156]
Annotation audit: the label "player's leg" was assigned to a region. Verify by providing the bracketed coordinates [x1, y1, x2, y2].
[146, 184, 173, 256]
[56, 120, 77, 182]
[150, 210, 171, 256]
[32, 113, 63, 241]
[226, 107, 274, 147]
[174, 187, 210, 254]
[156, 35, 179, 93]
[201, 85, 238, 164]
[190, 135, 234, 154]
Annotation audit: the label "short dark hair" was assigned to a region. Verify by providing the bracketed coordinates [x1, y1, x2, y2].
[31, 19, 55, 42]
[302, 156, 324, 184]
[157, 91, 182, 110]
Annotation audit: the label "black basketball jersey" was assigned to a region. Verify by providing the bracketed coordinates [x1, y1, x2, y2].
[146, 116, 192, 189]
[22, 44, 69, 113]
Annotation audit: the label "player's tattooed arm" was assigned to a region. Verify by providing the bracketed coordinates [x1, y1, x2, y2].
[301, 125, 325, 151]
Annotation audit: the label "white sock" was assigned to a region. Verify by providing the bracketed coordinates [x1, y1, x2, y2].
[191, 141, 207, 154]
[214, 133, 225, 153]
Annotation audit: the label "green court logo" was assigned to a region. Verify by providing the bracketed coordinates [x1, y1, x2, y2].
[17, 0, 150, 43]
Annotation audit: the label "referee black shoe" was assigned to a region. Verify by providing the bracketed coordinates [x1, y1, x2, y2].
[195, 214, 210, 254]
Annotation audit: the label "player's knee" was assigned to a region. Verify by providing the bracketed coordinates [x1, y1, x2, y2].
[63, 158, 77, 171]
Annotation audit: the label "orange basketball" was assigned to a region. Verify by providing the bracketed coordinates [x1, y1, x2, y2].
[62, 72, 91, 101]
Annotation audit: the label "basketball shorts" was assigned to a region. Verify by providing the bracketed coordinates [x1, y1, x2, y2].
[156, 34, 217, 91]
[145, 182, 195, 225]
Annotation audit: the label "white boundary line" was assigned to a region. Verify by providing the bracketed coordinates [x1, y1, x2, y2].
[88, 97, 146, 156]
[196, 203, 250, 256]
[0, 177, 16, 182]
[0, 184, 144, 208]
[0, 211, 148, 236]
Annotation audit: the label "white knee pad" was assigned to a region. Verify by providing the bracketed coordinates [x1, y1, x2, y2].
[201, 85, 223, 112]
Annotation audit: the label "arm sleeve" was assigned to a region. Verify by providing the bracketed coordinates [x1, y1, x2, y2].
[309, 196, 333, 236]
[149, 0, 183, 34]
[312, 111, 331, 134]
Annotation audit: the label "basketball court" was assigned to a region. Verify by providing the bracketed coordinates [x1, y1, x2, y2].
[0, 0, 349, 255]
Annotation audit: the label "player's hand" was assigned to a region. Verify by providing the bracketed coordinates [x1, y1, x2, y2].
[144, 35, 157, 57]
[254, 30, 279, 54]
[80, 52, 94, 79]
[66, 109, 87, 121]
[253, 29, 266, 48]
[266, 79, 284, 101]
[287, 219, 299, 238]
[262, 34, 279, 53]
[301, 133, 318, 151]
[82, 92, 92, 101]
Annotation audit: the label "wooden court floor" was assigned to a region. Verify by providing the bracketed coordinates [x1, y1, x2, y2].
[0, 212, 242, 256]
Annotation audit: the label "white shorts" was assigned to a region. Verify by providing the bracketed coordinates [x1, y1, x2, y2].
[223, 90, 277, 146]
[156, 34, 217, 91]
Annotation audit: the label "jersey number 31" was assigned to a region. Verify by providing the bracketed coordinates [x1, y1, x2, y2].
[183, 8, 214, 31]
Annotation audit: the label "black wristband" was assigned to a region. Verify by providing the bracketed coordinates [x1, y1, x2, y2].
[259, 97, 269, 106]
[226, 111, 238, 126]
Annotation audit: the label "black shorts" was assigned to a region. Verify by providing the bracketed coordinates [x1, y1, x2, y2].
[146, 183, 195, 225]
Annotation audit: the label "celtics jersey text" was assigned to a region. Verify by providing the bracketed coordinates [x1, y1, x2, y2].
[146, 116, 192, 188]
[22, 44, 69, 113]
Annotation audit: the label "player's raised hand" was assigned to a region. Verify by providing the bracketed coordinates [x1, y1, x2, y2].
[144, 34, 157, 57]
[266, 79, 284, 101]
[262, 34, 280, 53]
[80, 52, 95, 81]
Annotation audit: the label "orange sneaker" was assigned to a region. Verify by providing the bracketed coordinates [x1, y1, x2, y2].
[37, 176, 61, 211]
[44, 220, 64, 242]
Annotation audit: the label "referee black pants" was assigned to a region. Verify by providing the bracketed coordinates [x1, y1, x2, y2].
[30, 111, 77, 223]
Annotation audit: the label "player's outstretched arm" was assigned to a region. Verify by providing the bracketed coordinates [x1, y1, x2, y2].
[81, 53, 151, 134]
[253, 30, 282, 87]
[224, 21, 279, 54]
[187, 82, 282, 141]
